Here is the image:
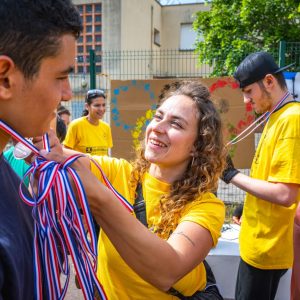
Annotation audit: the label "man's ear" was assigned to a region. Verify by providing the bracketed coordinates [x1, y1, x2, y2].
[0, 55, 15, 100]
[263, 74, 275, 89]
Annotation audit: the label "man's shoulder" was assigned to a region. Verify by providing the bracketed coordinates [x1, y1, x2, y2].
[281, 101, 300, 116]
[273, 102, 300, 127]
[0, 155, 32, 218]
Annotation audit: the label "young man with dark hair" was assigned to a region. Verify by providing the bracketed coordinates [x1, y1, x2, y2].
[221, 51, 300, 300]
[0, 1, 81, 298]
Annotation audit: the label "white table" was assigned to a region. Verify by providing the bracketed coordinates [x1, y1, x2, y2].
[207, 224, 291, 300]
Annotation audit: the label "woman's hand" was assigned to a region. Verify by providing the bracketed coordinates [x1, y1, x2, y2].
[38, 148, 101, 201]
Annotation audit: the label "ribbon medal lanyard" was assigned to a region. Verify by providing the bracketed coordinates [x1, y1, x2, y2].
[227, 91, 291, 145]
[0, 120, 131, 300]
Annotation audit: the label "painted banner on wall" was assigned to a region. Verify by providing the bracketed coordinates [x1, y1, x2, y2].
[110, 78, 257, 168]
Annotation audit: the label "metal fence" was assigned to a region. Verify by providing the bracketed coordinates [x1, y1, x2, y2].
[101, 49, 213, 80]
[279, 41, 300, 68]
[65, 43, 300, 207]
[69, 42, 300, 102]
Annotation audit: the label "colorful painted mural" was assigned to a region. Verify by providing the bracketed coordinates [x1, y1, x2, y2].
[110, 78, 256, 168]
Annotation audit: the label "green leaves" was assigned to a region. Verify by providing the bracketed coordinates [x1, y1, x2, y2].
[193, 0, 300, 76]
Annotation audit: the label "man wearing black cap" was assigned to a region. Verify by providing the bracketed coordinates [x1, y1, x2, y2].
[221, 51, 300, 300]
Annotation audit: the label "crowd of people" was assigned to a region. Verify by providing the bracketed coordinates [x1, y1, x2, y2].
[0, 1, 299, 300]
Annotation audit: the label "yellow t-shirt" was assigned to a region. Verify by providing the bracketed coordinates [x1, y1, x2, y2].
[240, 102, 300, 269]
[63, 117, 113, 156]
[90, 156, 225, 299]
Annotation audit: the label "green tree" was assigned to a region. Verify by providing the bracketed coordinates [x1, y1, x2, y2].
[193, 0, 300, 76]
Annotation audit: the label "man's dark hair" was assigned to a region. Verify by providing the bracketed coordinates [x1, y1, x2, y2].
[272, 72, 287, 90]
[56, 115, 67, 143]
[0, 0, 82, 79]
[257, 71, 287, 94]
[57, 105, 71, 116]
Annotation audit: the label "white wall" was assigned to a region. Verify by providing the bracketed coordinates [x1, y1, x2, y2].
[121, 0, 162, 50]
[161, 3, 209, 50]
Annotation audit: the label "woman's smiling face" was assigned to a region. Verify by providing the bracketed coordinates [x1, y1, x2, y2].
[145, 94, 198, 172]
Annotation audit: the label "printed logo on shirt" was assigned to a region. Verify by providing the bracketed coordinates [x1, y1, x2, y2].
[85, 146, 108, 154]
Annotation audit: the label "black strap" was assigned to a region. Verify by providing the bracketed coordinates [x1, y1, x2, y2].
[133, 183, 148, 227]
[168, 287, 186, 299]
[133, 184, 223, 300]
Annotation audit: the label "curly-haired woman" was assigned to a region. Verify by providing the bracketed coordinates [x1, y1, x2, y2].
[45, 80, 226, 299]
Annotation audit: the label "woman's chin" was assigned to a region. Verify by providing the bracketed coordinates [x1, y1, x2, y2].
[144, 152, 156, 164]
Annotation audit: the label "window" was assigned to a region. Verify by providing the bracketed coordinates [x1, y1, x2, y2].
[95, 45, 102, 52]
[85, 15, 92, 23]
[95, 25, 102, 33]
[77, 55, 84, 63]
[95, 4, 102, 13]
[86, 45, 93, 52]
[75, 4, 104, 73]
[154, 29, 160, 46]
[86, 5, 92, 13]
[86, 35, 93, 43]
[86, 25, 93, 33]
[77, 66, 84, 73]
[95, 15, 102, 23]
[180, 23, 198, 50]
[96, 65, 102, 73]
[95, 35, 102, 42]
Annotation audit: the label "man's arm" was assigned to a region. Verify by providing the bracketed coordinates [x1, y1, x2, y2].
[221, 156, 299, 207]
[231, 172, 298, 207]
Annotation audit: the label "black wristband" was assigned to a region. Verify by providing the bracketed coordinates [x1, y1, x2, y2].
[221, 168, 239, 184]
[221, 155, 240, 184]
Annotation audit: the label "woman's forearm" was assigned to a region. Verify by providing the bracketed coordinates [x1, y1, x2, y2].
[88, 181, 210, 291]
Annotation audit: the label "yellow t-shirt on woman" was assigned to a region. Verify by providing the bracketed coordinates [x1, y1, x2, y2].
[90, 156, 225, 299]
[63, 117, 113, 156]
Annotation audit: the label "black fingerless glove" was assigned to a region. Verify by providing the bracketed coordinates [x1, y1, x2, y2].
[221, 155, 240, 184]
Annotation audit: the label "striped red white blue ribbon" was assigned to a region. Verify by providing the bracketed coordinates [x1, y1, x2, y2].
[89, 157, 134, 213]
[0, 119, 109, 300]
[227, 91, 291, 145]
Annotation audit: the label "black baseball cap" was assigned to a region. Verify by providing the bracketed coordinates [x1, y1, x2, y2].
[233, 51, 294, 88]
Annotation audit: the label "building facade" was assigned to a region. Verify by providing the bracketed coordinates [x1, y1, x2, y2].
[72, 0, 207, 74]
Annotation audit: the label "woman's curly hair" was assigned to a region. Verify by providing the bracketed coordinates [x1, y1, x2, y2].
[130, 80, 226, 239]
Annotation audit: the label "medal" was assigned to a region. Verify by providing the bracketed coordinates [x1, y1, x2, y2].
[13, 138, 33, 159]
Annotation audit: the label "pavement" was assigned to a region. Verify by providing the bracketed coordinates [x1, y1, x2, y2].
[63, 258, 85, 300]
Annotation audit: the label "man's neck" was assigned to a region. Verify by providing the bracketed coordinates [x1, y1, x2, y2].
[271, 89, 291, 111]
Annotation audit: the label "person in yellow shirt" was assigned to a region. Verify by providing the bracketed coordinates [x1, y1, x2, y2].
[221, 52, 300, 300]
[291, 202, 300, 300]
[63, 89, 113, 240]
[63, 89, 113, 156]
[44, 80, 226, 299]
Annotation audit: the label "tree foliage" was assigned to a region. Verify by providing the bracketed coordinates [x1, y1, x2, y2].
[193, 0, 300, 76]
